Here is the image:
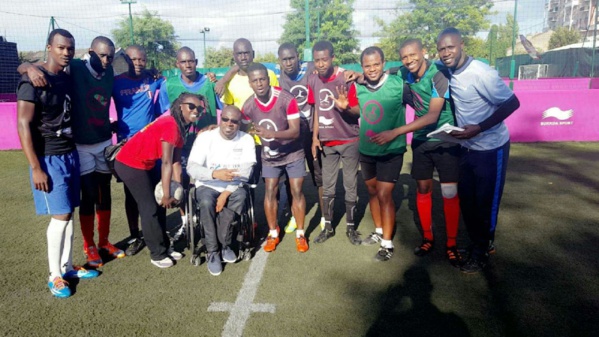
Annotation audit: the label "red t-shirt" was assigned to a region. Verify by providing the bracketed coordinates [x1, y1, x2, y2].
[116, 115, 184, 170]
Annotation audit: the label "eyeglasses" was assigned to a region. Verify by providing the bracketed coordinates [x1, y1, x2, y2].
[221, 117, 240, 125]
[181, 102, 205, 114]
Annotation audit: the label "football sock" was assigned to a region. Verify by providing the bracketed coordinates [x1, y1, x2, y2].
[60, 219, 74, 274]
[79, 214, 95, 249]
[416, 191, 433, 241]
[47, 218, 68, 280]
[443, 195, 460, 247]
[97, 210, 111, 247]
[324, 221, 333, 231]
[381, 239, 394, 249]
[269, 229, 279, 238]
[296, 229, 305, 238]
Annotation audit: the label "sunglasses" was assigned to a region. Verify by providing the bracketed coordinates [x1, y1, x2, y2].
[181, 102, 205, 114]
[221, 117, 240, 125]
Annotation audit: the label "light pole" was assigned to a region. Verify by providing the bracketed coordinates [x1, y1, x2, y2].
[121, 0, 137, 45]
[200, 27, 210, 68]
[509, 0, 518, 89]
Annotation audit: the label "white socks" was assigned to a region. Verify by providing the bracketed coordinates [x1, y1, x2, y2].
[269, 229, 279, 238]
[375, 227, 383, 235]
[296, 229, 305, 238]
[61, 220, 74, 274]
[47, 218, 68, 281]
[381, 239, 394, 249]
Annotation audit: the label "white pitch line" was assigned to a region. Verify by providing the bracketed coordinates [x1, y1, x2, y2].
[208, 248, 275, 337]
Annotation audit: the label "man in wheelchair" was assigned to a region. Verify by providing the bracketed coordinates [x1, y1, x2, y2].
[187, 106, 256, 276]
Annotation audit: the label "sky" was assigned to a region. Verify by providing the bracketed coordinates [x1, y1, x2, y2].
[1, 0, 547, 63]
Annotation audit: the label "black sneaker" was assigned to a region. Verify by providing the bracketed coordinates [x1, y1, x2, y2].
[346, 227, 362, 245]
[414, 239, 434, 256]
[460, 254, 488, 274]
[125, 237, 144, 256]
[446, 246, 463, 268]
[362, 232, 382, 245]
[313, 229, 335, 243]
[374, 247, 394, 262]
[488, 241, 496, 255]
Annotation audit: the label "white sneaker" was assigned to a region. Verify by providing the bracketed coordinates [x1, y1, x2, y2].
[168, 248, 183, 261]
[151, 257, 174, 268]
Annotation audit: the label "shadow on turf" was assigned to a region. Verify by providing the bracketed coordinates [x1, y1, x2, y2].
[366, 265, 471, 337]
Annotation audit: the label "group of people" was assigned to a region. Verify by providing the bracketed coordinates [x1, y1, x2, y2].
[17, 26, 519, 297]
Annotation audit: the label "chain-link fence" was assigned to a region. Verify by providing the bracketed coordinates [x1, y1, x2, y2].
[1, 0, 598, 96]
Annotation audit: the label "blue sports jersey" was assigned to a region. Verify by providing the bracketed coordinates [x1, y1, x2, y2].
[112, 74, 164, 141]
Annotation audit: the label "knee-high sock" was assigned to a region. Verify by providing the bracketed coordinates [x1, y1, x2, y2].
[416, 191, 433, 241]
[322, 197, 334, 230]
[345, 201, 356, 227]
[97, 210, 111, 247]
[47, 218, 68, 280]
[80, 214, 95, 249]
[443, 195, 460, 247]
[61, 220, 74, 274]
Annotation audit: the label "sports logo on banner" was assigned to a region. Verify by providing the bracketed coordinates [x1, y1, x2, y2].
[540, 107, 574, 126]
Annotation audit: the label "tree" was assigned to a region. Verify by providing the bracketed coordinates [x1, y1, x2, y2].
[255, 52, 278, 64]
[548, 27, 581, 50]
[279, 0, 360, 64]
[486, 14, 519, 64]
[112, 9, 180, 72]
[204, 47, 233, 68]
[377, 0, 493, 61]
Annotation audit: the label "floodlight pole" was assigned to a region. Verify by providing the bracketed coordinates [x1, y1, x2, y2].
[304, 0, 312, 61]
[121, 0, 136, 45]
[509, 0, 518, 89]
[200, 27, 210, 68]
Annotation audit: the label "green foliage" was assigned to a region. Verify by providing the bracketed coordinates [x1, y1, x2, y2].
[548, 27, 581, 50]
[377, 0, 493, 61]
[112, 9, 180, 72]
[204, 46, 234, 68]
[485, 14, 518, 65]
[279, 0, 360, 64]
[464, 36, 488, 60]
[255, 52, 278, 64]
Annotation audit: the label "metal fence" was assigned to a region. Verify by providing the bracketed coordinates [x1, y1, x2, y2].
[0, 0, 597, 94]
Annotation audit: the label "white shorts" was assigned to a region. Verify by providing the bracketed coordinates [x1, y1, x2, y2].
[76, 139, 112, 175]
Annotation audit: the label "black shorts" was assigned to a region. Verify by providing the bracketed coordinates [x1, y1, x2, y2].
[411, 140, 460, 182]
[359, 152, 404, 183]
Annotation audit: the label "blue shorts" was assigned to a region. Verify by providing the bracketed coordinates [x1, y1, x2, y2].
[31, 151, 80, 215]
[262, 158, 306, 179]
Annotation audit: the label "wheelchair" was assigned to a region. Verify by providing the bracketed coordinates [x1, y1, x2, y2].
[184, 183, 257, 266]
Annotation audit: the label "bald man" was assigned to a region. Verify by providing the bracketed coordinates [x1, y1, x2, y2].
[112, 45, 165, 256]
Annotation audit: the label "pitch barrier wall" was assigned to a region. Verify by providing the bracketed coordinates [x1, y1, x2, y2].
[1, 78, 598, 150]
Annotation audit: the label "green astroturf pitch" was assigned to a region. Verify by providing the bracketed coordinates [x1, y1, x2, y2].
[0, 142, 598, 337]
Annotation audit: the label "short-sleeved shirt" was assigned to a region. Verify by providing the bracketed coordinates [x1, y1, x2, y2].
[222, 69, 279, 110]
[279, 62, 314, 131]
[116, 115, 184, 170]
[348, 74, 407, 156]
[112, 74, 164, 141]
[69, 58, 114, 145]
[447, 57, 515, 151]
[158, 72, 222, 117]
[16, 67, 75, 156]
[241, 87, 303, 166]
[307, 67, 359, 142]
[402, 62, 455, 142]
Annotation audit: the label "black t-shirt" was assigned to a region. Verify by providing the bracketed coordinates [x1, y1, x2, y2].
[17, 67, 75, 156]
